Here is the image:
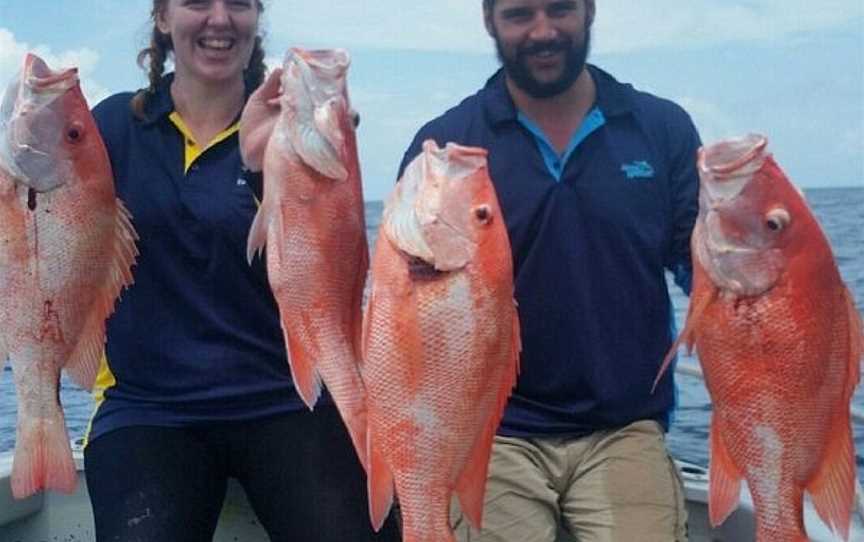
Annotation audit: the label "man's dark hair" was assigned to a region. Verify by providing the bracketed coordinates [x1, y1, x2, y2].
[483, 0, 495, 11]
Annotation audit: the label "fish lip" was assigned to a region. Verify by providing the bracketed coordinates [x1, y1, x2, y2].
[700, 134, 768, 177]
[699, 134, 768, 203]
[24, 54, 78, 93]
[289, 48, 350, 74]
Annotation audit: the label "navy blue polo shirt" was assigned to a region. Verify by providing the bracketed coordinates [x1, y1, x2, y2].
[399, 65, 701, 437]
[87, 75, 306, 443]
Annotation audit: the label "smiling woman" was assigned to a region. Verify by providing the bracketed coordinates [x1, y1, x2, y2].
[76, 1, 401, 541]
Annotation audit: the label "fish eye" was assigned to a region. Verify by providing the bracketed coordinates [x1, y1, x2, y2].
[765, 208, 790, 232]
[473, 204, 493, 225]
[65, 122, 85, 144]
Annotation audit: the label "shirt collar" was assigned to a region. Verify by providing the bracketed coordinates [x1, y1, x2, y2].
[482, 63, 635, 127]
[141, 72, 255, 126]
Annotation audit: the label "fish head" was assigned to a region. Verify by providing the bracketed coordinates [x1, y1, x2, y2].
[384, 140, 498, 272]
[696, 134, 823, 296]
[278, 47, 355, 181]
[0, 53, 93, 193]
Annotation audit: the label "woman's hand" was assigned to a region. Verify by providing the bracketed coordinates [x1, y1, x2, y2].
[239, 68, 283, 172]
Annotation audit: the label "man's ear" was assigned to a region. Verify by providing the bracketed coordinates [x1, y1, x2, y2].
[585, 0, 596, 27]
[483, 8, 496, 38]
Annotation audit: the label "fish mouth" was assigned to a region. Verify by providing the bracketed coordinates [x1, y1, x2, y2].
[0, 54, 75, 192]
[384, 141, 488, 272]
[698, 212, 783, 296]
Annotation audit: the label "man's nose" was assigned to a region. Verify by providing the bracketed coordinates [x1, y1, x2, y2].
[528, 13, 557, 42]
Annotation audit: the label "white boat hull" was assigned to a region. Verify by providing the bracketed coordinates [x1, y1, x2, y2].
[2, 444, 861, 541]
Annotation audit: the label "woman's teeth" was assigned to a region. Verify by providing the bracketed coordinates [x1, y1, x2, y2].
[199, 38, 234, 50]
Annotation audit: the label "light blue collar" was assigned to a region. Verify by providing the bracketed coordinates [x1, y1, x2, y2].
[517, 106, 605, 181]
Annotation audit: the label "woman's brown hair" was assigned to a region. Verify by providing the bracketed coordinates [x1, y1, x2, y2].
[130, 0, 267, 120]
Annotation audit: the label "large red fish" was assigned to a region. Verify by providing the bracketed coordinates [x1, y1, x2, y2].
[362, 141, 520, 542]
[244, 48, 369, 468]
[0, 53, 138, 499]
[655, 134, 862, 541]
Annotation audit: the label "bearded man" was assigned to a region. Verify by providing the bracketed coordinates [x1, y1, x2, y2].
[398, 1, 701, 540]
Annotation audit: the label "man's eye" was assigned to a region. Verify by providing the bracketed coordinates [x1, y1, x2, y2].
[547, 2, 578, 18]
[501, 10, 533, 23]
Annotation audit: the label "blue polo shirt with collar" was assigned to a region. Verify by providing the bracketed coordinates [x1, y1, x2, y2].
[399, 65, 701, 437]
[87, 74, 307, 443]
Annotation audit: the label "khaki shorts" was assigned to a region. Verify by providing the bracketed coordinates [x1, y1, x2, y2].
[450, 420, 688, 542]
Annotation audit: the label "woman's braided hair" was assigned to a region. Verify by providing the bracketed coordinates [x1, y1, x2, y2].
[130, 0, 267, 120]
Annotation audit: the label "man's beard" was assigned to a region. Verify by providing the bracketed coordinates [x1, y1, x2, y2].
[495, 28, 591, 99]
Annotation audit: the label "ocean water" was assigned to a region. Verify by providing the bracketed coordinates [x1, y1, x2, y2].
[1, 187, 863, 477]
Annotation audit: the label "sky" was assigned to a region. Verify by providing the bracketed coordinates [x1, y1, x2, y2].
[0, 1, 862, 201]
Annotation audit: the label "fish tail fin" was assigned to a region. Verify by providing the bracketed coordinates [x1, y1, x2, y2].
[367, 431, 394, 532]
[66, 198, 139, 391]
[12, 412, 76, 499]
[454, 307, 520, 530]
[807, 413, 857, 541]
[708, 417, 743, 527]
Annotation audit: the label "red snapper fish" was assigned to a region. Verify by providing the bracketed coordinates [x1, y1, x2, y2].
[655, 134, 862, 541]
[244, 48, 369, 468]
[362, 140, 520, 542]
[0, 53, 138, 499]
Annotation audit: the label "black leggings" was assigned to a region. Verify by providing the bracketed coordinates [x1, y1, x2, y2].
[84, 408, 400, 542]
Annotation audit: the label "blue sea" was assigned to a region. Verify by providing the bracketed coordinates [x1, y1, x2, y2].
[1, 187, 863, 477]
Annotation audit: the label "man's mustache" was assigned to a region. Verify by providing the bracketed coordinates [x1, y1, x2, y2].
[517, 39, 572, 57]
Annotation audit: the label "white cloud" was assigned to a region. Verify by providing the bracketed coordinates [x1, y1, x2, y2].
[593, 0, 863, 54]
[0, 28, 109, 107]
[265, 1, 862, 54]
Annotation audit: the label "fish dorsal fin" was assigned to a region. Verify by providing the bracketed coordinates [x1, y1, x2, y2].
[65, 197, 138, 391]
[455, 302, 520, 530]
[708, 417, 743, 526]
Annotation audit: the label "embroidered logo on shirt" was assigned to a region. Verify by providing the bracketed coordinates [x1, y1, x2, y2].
[621, 161, 655, 180]
[236, 178, 247, 186]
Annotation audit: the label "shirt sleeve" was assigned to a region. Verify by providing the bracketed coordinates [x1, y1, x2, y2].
[665, 108, 702, 296]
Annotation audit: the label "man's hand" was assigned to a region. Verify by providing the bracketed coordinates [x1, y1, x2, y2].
[239, 68, 283, 172]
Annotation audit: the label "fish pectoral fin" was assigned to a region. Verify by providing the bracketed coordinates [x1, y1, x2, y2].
[367, 433, 394, 532]
[282, 322, 322, 410]
[454, 439, 491, 531]
[708, 417, 743, 527]
[807, 413, 857, 541]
